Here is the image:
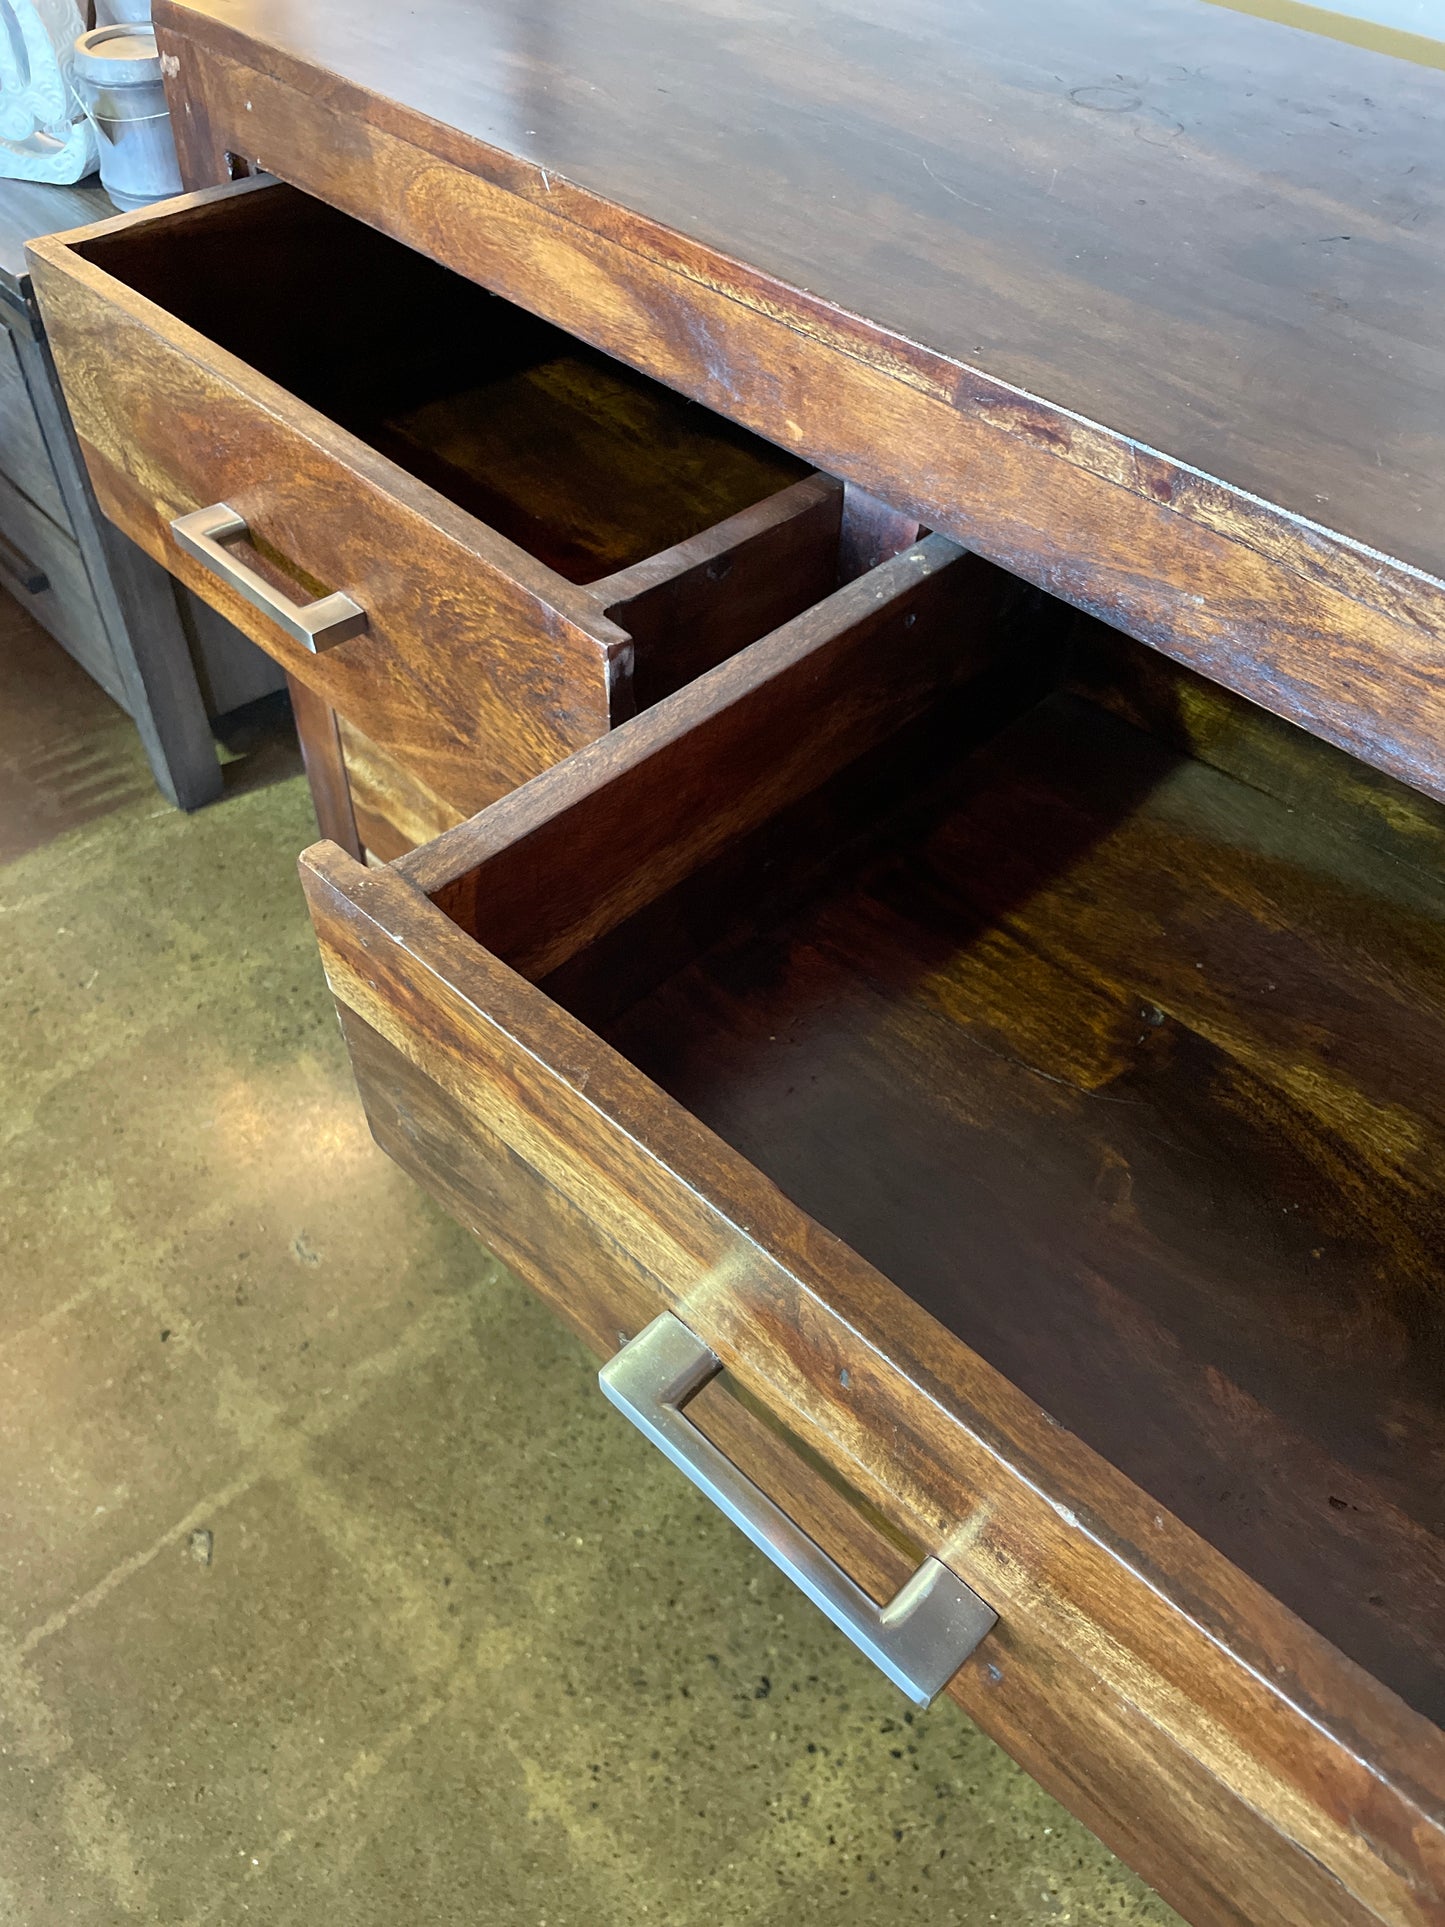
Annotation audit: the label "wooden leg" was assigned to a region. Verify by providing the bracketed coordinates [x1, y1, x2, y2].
[287, 672, 363, 859]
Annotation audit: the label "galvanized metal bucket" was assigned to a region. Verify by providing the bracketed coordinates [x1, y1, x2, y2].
[71, 22, 180, 210]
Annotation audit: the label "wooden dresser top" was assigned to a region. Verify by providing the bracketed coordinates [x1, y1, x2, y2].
[142, 0, 1445, 795]
[157, 0, 1443, 583]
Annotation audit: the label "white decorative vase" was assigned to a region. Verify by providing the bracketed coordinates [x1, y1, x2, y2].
[0, 0, 98, 184]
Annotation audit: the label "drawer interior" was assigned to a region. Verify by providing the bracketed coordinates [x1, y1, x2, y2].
[74, 182, 809, 584]
[442, 605, 1445, 1728]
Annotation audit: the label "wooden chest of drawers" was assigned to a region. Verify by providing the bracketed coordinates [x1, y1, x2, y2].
[29, 0, 1445, 1920]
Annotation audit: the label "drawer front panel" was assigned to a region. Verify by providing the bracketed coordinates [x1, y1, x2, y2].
[0, 318, 69, 531]
[334, 999, 1273, 1909]
[28, 180, 834, 830]
[27, 191, 622, 821]
[0, 469, 123, 705]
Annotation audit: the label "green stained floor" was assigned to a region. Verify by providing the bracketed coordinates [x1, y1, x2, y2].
[0, 594, 1181, 1926]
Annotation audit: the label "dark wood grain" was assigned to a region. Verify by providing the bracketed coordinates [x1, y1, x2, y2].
[1068, 624, 1445, 881]
[334, 998, 1404, 1927]
[601, 475, 842, 710]
[151, 0, 1445, 577]
[838, 483, 922, 584]
[64, 171, 803, 588]
[406, 587, 1445, 1725]
[599, 691, 1445, 1725]
[148, 0, 1445, 799]
[27, 185, 623, 818]
[96, 8, 1445, 1916]
[333, 715, 464, 865]
[399, 535, 1044, 962]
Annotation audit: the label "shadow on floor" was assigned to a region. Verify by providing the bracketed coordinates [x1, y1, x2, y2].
[214, 686, 307, 805]
[0, 590, 305, 864]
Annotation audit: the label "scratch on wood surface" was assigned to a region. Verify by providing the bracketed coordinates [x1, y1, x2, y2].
[920, 158, 989, 213]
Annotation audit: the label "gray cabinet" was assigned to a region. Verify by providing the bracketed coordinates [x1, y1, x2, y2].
[0, 178, 282, 808]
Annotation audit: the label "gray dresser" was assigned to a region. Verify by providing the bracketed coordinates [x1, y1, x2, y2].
[0, 177, 281, 808]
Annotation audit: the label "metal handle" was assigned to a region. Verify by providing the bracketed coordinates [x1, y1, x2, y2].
[0, 529, 48, 595]
[170, 503, 366, 653]
[599, 1313, 996, 1706]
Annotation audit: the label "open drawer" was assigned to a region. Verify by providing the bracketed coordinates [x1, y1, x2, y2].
[299, 536, 1445, 1927]
[25, 175, 848, 850]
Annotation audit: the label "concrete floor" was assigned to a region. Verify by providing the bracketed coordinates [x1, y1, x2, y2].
[0, 595, 1183, 1926]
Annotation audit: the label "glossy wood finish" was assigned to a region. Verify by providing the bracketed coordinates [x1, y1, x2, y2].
[301, 561, 1445, 1927]
[334, 995, 1440, 1927]
[152, 0, 1445, 797]
[101, 7, 1445, 1915]
[1068, 624, 1445, 878]
[599, 692, 1445, 1726]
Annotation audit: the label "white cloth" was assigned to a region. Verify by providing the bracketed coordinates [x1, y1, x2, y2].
[0, 0, 98, 183]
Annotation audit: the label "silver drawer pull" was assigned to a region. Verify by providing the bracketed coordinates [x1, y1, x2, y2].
[170, 503, 367, 653]
[600, 1313, 996, 1706]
